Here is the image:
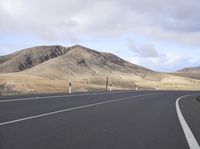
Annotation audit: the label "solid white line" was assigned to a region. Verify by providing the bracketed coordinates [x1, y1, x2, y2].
[0, 91, 137, 103]
[0, 93, 159, 126]
[176, 95, 200, 149]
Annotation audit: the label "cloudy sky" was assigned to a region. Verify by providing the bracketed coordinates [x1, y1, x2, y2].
[0, 0, 200, 72]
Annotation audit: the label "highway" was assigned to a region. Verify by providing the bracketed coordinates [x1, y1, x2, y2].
[0, 91, 199, 149]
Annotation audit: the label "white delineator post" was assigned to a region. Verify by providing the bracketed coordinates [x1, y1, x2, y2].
[69, 81, 72, 94]
[136, 86, 138, 91]
[109, 82, 112, 92]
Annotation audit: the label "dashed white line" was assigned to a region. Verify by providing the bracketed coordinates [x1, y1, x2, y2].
[176, 95, 200, 149]
[0, 93, 160, 126]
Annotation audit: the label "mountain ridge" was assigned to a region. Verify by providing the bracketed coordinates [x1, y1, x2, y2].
[174, 67, 200, 80]
[0, 45, 70, 73]
[0, 45, 200, 95]
[0, 45, 151, 74]
[177, 67, 200, 73]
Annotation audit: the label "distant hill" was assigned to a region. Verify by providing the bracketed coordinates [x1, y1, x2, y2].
[0, 45, 200, 95]
[175, 67, 200, 80]
[177, 67, 200, 73]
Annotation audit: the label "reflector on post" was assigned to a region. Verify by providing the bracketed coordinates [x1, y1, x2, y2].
[69, 81, 72, 94]
[109, 81, 112, 92]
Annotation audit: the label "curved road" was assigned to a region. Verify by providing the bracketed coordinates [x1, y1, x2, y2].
[0, 91, 199, 149]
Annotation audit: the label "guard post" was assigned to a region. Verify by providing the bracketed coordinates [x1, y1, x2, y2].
[109, 81, 112, 92]
[69, 81, 72, 94]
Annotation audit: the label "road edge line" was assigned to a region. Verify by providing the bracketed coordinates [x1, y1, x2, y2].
[176, 95, 200, 149]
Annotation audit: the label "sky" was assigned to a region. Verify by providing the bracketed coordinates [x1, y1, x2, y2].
[0, 0, 200, 72]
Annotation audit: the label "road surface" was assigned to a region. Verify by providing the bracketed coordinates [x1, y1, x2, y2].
[0, 91, 199, 149]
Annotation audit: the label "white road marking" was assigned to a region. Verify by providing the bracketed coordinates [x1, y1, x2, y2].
[176, 95, 200, 149]
[0, 93, 160, 126]
[0, 91, 138, 103]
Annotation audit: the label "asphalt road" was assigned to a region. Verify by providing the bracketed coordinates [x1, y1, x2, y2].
[0, 90, 199, 149]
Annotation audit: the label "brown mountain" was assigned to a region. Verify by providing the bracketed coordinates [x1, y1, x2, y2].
[175, 67, 200, 80]
[0, 45, 70, 73]
[0, 45, 199, 95]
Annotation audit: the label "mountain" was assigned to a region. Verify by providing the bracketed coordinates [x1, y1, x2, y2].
[175, 67, 200, 80]
[0, 45, 150, 74]
[0, 45, 200, 95]
[177, 67, 200, 73]
[0, 45, 70, 73]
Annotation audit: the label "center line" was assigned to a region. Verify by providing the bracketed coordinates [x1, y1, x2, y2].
[0, 91, 137, 103]
[0, 93, 160, 126]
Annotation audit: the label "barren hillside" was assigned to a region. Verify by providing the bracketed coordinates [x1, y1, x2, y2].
[173, 67, 200, 80]
[0, 45, 199, 95]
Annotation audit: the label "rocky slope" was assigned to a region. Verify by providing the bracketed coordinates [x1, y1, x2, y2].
[0, 45, 70, 73]
[21, 45, 152, 79]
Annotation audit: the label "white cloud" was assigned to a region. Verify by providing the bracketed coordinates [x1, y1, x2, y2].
[0, 0, 200, 47]
[127, 39, 160, 57]
[126, 38, 200, 71]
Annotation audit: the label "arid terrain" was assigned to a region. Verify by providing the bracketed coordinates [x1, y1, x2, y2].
[173, 67, 200, 80]
[0, 45, 199, 95]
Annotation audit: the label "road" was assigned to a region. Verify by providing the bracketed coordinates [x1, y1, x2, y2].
[0, 91, 199, 149]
